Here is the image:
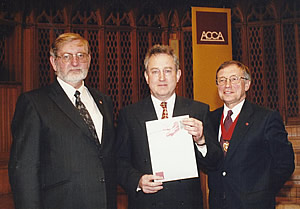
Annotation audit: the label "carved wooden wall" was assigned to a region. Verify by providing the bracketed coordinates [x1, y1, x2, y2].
[232, 0, 300, 124]
[26, 4, 193, 121]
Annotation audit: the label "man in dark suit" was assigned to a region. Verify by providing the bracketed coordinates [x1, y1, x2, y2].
[116, 44, 223, 209]
[208, 60, 295, 209]
[8, 33, 117, 209]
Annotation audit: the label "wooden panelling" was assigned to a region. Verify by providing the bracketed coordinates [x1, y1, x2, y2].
[0, 164, 10, 195]
[0, 83, 21, 196]
[0, 194, 14, 209]
[117, 186, 128, 209]
[0, 83, 21, 153]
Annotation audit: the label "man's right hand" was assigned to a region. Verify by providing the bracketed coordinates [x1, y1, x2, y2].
[138, 174, 164, 193]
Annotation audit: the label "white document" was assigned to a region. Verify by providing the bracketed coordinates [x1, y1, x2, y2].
[145, 115, 198, 182]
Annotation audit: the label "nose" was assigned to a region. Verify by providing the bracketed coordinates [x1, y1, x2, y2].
[159, 70, 166, 80]
[224, 78, 232, 87]
[70, 55, 79, 66]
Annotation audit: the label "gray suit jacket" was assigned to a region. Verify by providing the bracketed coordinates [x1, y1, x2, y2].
[9, 80, 117, 209]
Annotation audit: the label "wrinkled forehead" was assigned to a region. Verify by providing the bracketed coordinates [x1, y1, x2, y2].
[217, 64, 243, 77]
[58, 40, 88, 53]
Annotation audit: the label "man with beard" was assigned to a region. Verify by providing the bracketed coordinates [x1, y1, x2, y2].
[8, 33, 117, 209]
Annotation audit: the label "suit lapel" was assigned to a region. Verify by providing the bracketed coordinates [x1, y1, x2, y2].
[173, 96, 189, 117]
[88, 87, 106, 117]
[137, 96, 158, 127]
[212, 107, 223, 135]
[225, 101, 254, 161]
[139, 96, 188, 120]
[88, 87, 113, 147]
[47, 80, 95, 140]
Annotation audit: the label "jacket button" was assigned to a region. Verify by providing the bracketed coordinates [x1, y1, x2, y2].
[222, 171, 227, 176]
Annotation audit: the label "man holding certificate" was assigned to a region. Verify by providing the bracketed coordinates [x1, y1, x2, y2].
[116, 44, 222, 209]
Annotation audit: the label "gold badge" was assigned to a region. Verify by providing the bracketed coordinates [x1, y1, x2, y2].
[223, 141, 230, 152]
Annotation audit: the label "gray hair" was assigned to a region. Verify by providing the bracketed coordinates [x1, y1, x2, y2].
[144, 44, 179, 72]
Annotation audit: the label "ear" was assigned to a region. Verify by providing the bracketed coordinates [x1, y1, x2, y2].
[144, 70, 149, 84]
[244, 80, 251, 92]
[50, 56, 57, 72]
[87, 54, 91, 69]
[176, 69, 181, 83]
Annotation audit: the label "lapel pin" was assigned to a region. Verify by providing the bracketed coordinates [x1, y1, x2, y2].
[245, 122, 249, 126]
[99, 100, 103, 104]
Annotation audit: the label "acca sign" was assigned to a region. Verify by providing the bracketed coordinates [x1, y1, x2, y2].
[196, 11, 228, 45]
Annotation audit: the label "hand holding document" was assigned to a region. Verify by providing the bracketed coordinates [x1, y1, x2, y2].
[146, 115, 198, 182]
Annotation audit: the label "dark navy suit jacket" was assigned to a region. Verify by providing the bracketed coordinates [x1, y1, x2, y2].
[208, 100, 295, 209]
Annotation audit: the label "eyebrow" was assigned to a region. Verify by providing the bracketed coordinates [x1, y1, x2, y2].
[149, 66, 174, 70]
[218, 74, 240, 77]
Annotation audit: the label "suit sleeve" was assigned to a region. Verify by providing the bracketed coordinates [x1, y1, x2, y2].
[8, 93, 42, 209]
[116, 109, 143, 195]
[195, 106, 223, 173]
[265, 111, 295, 193]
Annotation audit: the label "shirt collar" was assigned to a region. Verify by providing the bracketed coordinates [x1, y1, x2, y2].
[223, 99, 245, 121]
[57, 77, 85, 103]
[151, 93, 176, 107]
[151, 93, 176, 118]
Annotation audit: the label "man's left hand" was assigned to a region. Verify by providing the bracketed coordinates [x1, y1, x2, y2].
[182, 118, 205, 145]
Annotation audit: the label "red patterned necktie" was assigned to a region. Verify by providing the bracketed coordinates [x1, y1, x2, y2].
[220, 110, 233, 156]
[160, 102, 168, 119]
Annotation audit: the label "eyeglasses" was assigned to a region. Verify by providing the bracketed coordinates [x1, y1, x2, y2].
[56, 52, 89, 64]
[216, 75, 248, 86]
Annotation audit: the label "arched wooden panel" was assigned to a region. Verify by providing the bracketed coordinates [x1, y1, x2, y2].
[37, 29, 51, 87]
[283, 23, 299, 118]
[263, 25, 279, 111]
[182, 30, 194, 99]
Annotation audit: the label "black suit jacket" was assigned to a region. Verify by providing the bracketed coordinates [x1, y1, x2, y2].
[208, 100, 295, 209]
[9, 80, 117, 209]
[116, 95, 222, 209]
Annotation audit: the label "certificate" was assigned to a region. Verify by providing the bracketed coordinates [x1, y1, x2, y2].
[145, 115, 198, 182]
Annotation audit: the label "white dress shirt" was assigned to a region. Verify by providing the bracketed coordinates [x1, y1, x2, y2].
[151, 94, 176, 119]
[57, 77, 103, 143]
